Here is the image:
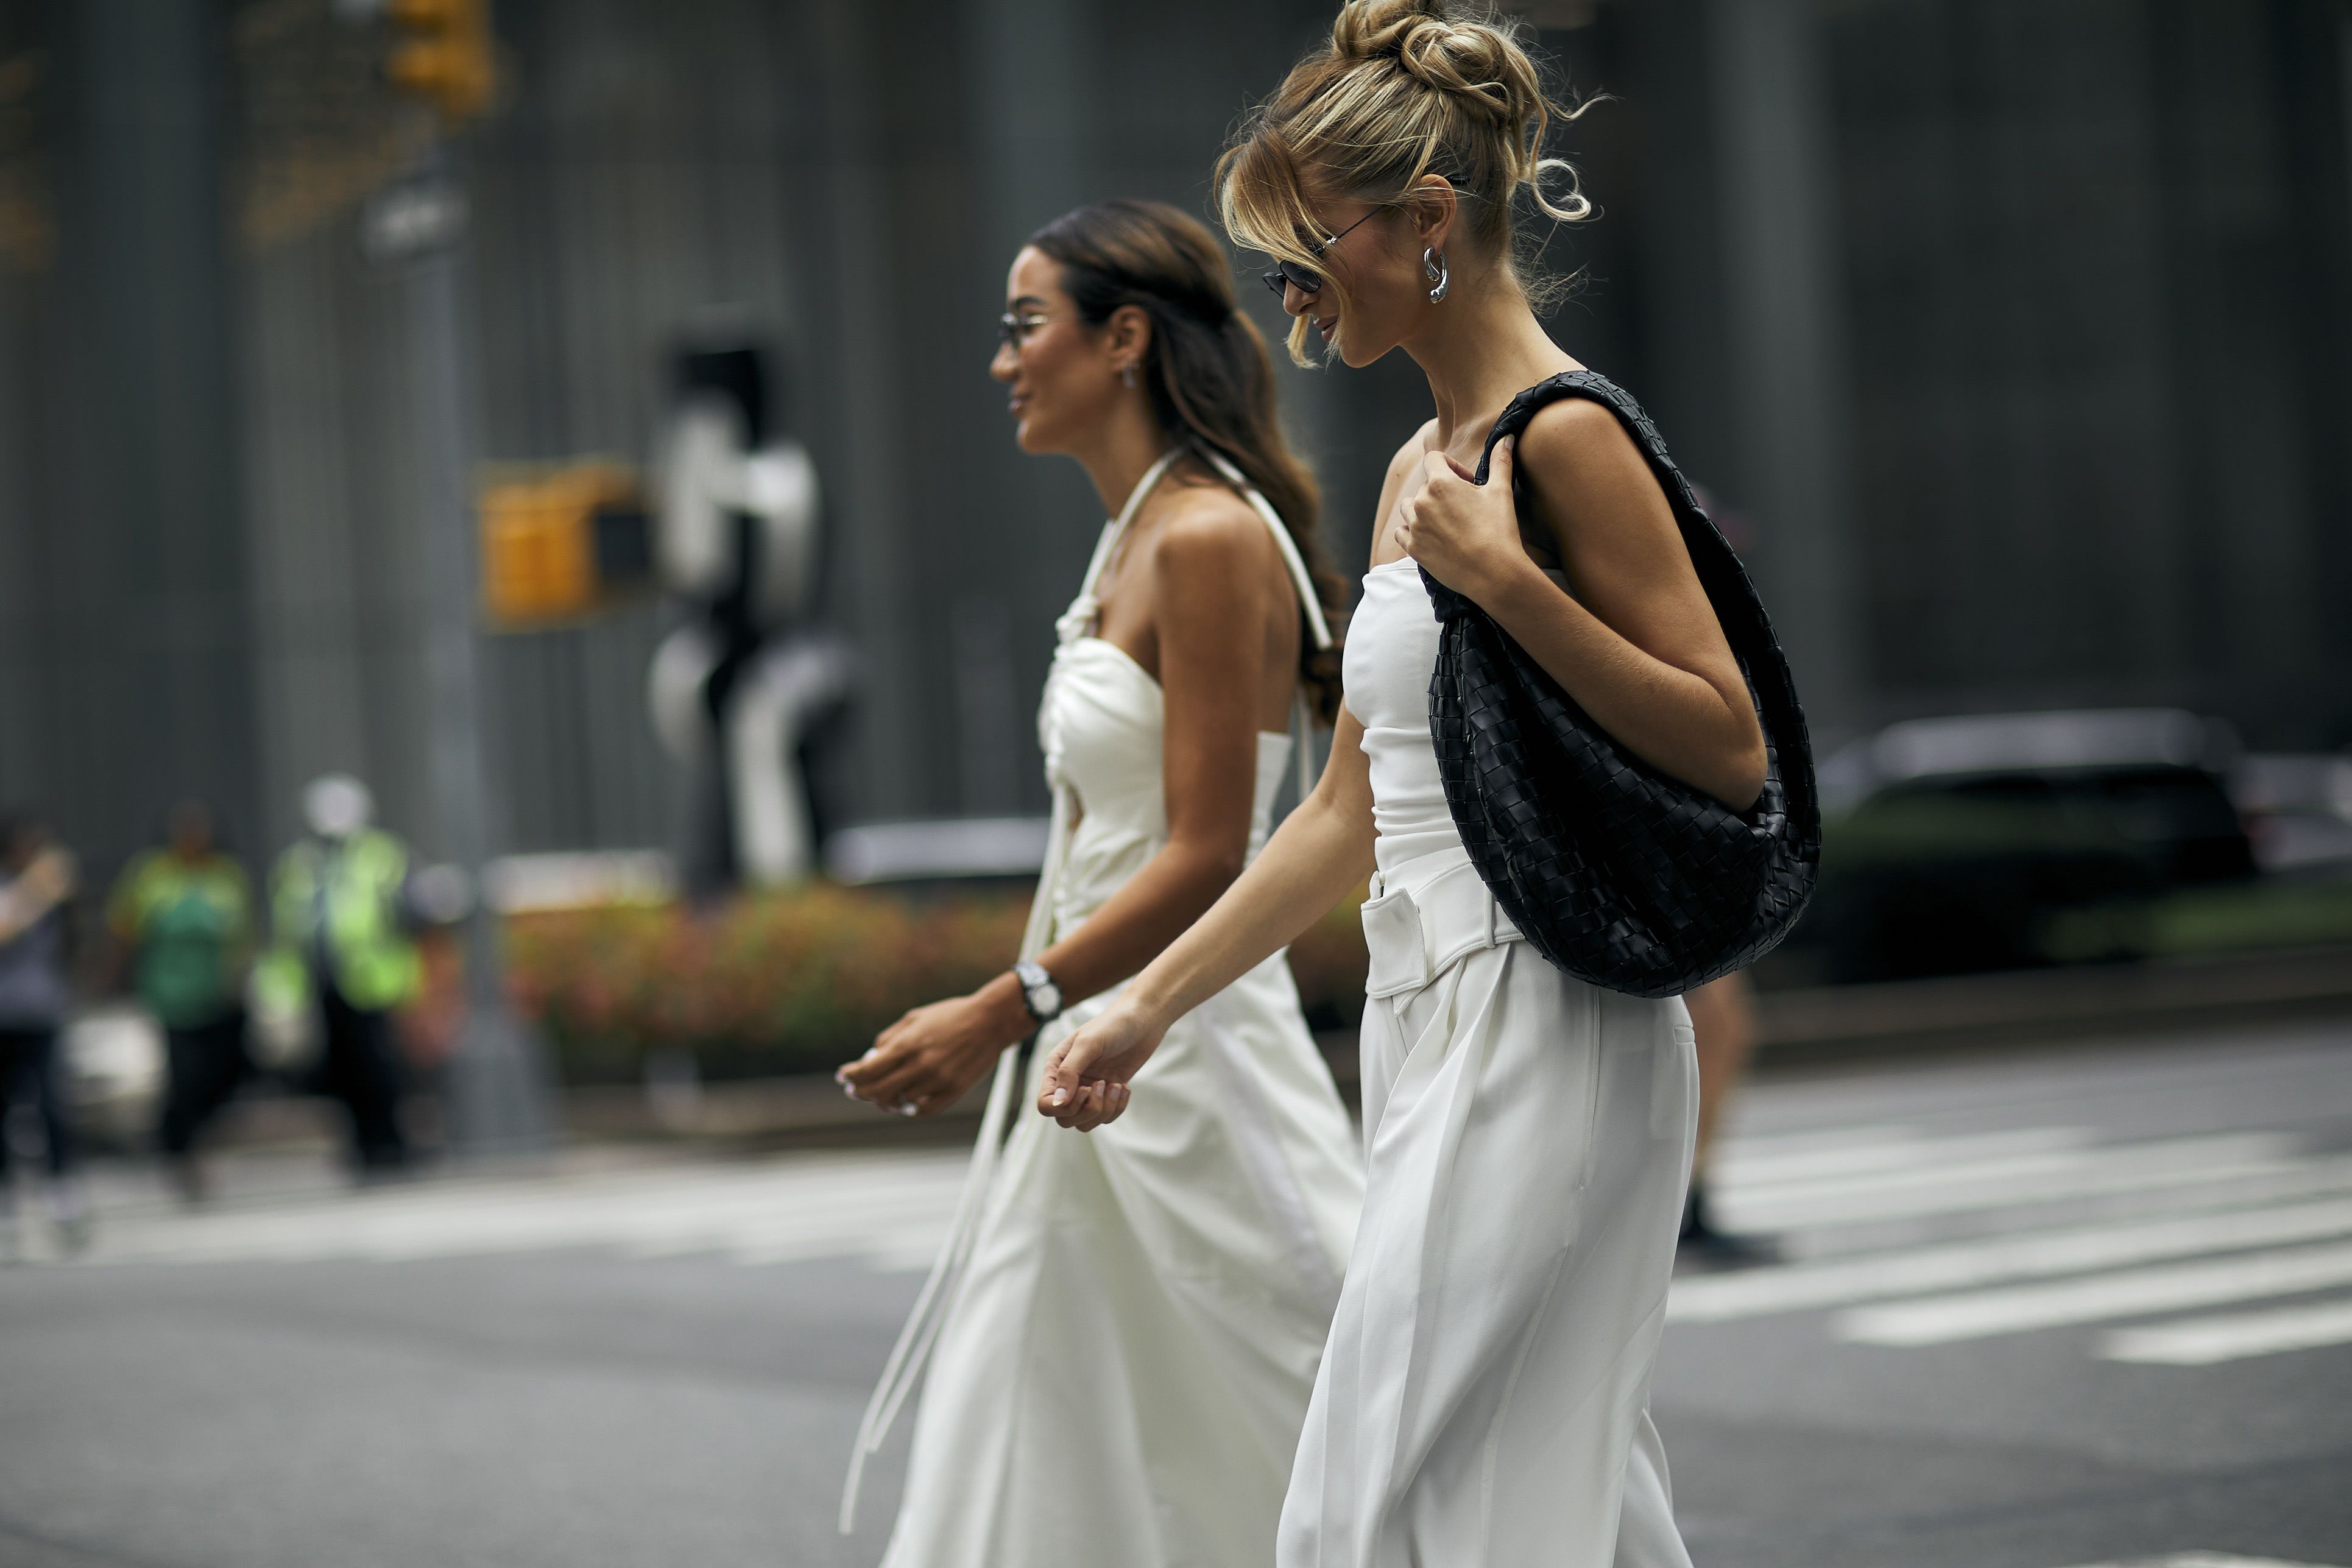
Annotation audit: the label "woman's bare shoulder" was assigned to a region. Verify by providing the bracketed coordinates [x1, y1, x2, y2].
[1516, 396, 1642, 482]
[1153, 478, 1268, 556]
[1146, 481, 1282, 609]
[1511, 395, 1694, 588]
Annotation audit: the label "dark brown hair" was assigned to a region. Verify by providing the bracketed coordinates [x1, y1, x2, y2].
[1028, 199, 1349, 722]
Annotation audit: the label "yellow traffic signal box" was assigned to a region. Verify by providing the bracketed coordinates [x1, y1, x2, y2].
[387, 0, 498, 122]
[479, 465, 651, 629]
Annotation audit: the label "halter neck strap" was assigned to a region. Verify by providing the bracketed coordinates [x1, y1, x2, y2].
[1076, 449, 1184, 598]
[1199, 449, 1332, 651]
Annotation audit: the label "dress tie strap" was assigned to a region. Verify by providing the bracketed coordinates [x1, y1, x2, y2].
[1198, 448, 1332, 802]
[1199, 448, 1332, 652]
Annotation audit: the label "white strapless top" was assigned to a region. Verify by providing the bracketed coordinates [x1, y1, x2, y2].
[1040, 635, 1293, 939]
[1344, 559, 1458, 874]
[1345, 557, 1572, 876]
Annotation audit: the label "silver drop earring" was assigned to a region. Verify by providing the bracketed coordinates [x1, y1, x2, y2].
[1122, 363, 1138, 388]
[1424, 247, 1449, 303]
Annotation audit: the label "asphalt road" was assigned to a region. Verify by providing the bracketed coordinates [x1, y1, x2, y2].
[3, 1020, 2349, 1568]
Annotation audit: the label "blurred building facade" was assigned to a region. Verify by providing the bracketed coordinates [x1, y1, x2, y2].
[0, 0, 2345, 880]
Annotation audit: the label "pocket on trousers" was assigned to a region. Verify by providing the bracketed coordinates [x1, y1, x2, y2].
[1360, 885, 1430, 1000]
[1577, 984, 1605, 1192]
[1656, 1018, 1696, 1142]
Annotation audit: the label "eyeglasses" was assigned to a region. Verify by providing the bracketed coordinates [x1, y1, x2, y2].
[1260, 207, 1382, 299]
[998, 311, 1056, 350]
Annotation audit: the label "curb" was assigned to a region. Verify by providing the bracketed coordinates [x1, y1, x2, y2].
[1753, 944, 2352, 1064]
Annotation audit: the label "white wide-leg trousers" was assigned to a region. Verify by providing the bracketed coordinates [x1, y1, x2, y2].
[1280, 847, 1699, 1568]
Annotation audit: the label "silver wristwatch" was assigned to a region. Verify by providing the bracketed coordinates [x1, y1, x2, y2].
[1012, 959, 1064, 1025]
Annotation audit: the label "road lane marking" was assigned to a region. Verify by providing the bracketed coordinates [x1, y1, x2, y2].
[2098, 1296, 2352, 1365]
[1670, 1185, 2352, 1323]
[1711, 1126, 2090, 1188]
[77, 1151, 972, 1269]
[1836, 1238, 2352, 1346]
[1706, 1124, 1918, 1160]
[1717, 1132, 2301, 1230]
[2054, 1555, 2343, 1567]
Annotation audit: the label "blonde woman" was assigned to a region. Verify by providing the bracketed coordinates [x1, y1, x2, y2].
[1040, 5, 1767, 1566]
[837, 201, 1362, 1567]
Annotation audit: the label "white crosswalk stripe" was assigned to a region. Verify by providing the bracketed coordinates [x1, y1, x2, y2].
[1676, 1101, 2352, 1366]
[1710, 1125, 2089, 1187]
[1835, 1238, 2352, 1346]
[2097, 1296, 2352, 1366]
[1712, 1131, 2301, 1231]
[77, 1151, 972, 1271]
[2053, 1556, 2343, 1568]
[1671, 1184, 2352, 1324]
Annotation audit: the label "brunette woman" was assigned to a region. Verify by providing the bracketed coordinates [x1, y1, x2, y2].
[1039, 6, 1767, 1566]
[836, 200, 1363, 1567]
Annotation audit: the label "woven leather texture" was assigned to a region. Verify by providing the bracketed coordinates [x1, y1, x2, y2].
[1424, 372, 1821, 999]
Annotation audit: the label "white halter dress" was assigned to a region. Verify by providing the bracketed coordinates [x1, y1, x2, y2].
[846, 453, 1364, 1568]
[1276, 557, 1700, 1568]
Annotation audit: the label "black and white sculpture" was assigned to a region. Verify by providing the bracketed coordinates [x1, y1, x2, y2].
[647, 341, 849, 888]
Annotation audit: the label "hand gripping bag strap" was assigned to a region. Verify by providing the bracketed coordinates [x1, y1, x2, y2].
[1421, 370, 1821, 998]
[840, 453, 1181, 1534]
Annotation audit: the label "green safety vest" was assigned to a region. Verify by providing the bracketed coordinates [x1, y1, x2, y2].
[260, 829, 421, 1015]
[106, 851, 253, 1028]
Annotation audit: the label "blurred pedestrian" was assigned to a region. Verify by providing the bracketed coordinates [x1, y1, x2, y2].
[1679, 969, 1777, 1263]
[1042, 8, 1766, 1565]
[106, 801, 254, 1204]
[836, 200, 1361, 1561]
[0, 813, 89, 1257]
[258, 776, 420, 1177]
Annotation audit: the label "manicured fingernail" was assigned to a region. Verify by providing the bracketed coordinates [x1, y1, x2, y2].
[1048, 1087, 1068, 1107]
[841, 1082, 857, 1100]
[898, 1103, 918, 1117]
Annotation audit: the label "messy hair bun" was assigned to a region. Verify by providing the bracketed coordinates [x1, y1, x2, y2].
[1217, 0, 1592, 364]
[1332, 0, 1539, 127]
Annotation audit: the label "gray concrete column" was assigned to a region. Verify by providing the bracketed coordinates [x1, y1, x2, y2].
[48, 0, 256, 869]
[810, 1, 925, 821]
[1704, 0, 1862, 733]
[957, 0, 1099, 818]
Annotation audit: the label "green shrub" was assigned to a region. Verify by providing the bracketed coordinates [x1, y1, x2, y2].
[507, 881, 1376, 1082]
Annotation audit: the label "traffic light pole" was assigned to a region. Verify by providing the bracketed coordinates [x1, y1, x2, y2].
[403, 138, 554, 1156]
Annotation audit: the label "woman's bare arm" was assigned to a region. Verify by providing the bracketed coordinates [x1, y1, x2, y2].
[840, 492, 1289, 1114]
[0, 850, 73, 944]
[1397, 406, 1767, 810]
[1036, 706, 1377, 1129]
[1022, 501, 1281, 998]
[1030, 423, 1438, 1130]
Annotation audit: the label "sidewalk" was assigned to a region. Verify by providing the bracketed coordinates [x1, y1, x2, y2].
[83, 942, 2352, 1167]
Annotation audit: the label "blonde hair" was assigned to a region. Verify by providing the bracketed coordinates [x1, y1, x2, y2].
[1217, 0, 1593, 365]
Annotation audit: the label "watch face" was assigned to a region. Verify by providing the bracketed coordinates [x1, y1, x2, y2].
[1037, 983, 1061, 1015]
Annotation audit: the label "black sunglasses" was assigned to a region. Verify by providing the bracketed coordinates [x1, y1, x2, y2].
[1259, 207, 1382, 299]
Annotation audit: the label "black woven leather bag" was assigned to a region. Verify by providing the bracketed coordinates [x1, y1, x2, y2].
[1424, 372, 1820, 998]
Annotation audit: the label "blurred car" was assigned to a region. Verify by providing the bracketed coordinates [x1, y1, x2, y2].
[2232, 753, 2352, 878]
[1785, 709, 2256, 983]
